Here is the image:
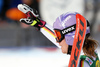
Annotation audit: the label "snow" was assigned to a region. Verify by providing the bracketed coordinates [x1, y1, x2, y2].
[0, 47, 99, 67]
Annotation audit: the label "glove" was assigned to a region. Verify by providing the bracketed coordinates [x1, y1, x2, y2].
[17, 4, 46, 30]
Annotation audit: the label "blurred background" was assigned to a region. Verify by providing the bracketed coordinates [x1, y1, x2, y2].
[0, 0, 100, 67]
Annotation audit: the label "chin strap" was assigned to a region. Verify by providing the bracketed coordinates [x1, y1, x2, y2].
[67, 45, 72, 55]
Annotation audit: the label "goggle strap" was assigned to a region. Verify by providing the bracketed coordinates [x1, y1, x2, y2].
[61, 24, 76, 35]
[86, 20, 90, 27]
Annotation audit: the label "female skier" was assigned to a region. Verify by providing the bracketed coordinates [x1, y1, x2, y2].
[17, 4, 100, 67]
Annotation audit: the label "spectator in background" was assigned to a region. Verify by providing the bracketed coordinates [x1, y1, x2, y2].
[0, 0, 8, 25]
[0, 0, 9, 21]
[5, 0, 26, 25]
[0, 0, 3, 25]
[0, 0, 40, 27]
[0, 0, 3, 14]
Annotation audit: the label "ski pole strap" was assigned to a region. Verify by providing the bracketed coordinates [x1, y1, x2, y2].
[31, 20, 37, 26]
[33, 19, 46, 30]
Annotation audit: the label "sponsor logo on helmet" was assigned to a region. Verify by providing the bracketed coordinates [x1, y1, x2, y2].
[62, 16, 71, 28]
[62, 26, 75, 34]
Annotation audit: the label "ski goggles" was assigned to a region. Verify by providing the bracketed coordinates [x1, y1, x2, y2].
[54, 24, 76, 42]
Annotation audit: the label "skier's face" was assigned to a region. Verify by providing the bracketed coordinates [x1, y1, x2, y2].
[59, 38, 68, 54]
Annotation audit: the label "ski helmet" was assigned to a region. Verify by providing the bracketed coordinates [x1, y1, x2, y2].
[53, 12, 90, 46]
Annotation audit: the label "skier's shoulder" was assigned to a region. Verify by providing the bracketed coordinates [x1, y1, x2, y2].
[80, 55, 93, 66]
[78, 56, 90, 67]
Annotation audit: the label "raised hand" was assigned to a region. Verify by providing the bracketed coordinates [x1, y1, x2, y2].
[17, 4, 46, 29]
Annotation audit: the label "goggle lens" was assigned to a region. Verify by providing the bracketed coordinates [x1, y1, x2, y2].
[54, 30, 63, 42]
[54, 24, 76, 42]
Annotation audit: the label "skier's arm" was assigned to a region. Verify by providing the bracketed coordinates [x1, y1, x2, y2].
[40, 23, 60, 48]
[17, 4, 60, 48]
